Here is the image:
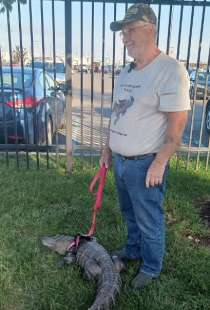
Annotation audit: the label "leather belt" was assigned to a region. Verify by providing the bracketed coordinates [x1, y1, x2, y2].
[119, 153, 156, 160]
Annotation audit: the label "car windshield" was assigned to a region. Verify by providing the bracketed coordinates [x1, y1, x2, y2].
[32, 61, 43, 69]
[2, 72, 32, 89]
[29, 61, 65, 73]
[45, 62, 65, 73]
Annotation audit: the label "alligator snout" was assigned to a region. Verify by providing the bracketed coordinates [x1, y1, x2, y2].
[41, 236, 56, 249]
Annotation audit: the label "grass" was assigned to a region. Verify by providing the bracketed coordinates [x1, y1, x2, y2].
[0, 155, 210, 310]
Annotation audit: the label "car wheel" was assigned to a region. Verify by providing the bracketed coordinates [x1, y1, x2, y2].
[205, 103, 210, 134]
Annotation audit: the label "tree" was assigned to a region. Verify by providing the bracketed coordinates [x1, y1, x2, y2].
[12, 45, 28, 64]
[0, 0, 27, 13]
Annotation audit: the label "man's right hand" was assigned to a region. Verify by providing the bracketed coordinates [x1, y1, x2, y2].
[99, 147, 112, 169]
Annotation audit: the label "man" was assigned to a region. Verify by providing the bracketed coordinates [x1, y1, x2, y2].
[100, 3, 190, 289]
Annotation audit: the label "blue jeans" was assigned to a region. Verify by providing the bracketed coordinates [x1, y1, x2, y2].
[113, 153, 168, 277]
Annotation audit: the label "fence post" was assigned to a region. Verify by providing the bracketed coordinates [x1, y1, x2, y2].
[65, 0, 73, 173]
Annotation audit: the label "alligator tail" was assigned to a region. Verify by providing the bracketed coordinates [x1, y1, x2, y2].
[77, 240, 121, 310]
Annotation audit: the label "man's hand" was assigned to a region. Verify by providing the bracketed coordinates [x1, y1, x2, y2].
[145, 159, 167, 188]
[99, 147, 112, 169]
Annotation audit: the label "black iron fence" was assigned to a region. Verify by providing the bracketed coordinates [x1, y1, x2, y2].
[0, 0, 210, 171]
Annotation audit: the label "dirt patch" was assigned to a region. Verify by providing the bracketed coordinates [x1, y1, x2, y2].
[197, 197, 210, 228]
[200, 204, 210, 228]
[183, 197, 210, 247]
[185, 233, 210, 247]
[197, 235, 210, 247]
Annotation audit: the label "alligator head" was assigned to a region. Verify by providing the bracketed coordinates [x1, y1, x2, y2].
[41, 234, 74, 255]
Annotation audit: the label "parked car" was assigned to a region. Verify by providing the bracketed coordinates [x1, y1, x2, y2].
[27, 60, 69, 87]
[0, 67, 65, 144]
[103, 65, 112, 74]
[78, 65, 90, 73]
[46, 61, 66, 86]
[206, 101, 210, 134]
[189, 70, 210, 134]
[115, 65, 123, 75]
[99, 65, 123, 75]
[189, 70, 210, 99]
[187, 67, 196, 78]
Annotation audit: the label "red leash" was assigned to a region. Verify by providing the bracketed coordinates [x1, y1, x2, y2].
[87, 164, 107, 236]
[67, 164, 107, 251]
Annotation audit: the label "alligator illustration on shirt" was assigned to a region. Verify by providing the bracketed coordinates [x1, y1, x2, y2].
[112, 96, 134, 124]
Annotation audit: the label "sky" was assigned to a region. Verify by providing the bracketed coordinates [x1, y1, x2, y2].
[0, 0, 210, 65]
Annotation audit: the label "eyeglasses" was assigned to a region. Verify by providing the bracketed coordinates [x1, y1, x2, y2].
[119, 24, 149, 38]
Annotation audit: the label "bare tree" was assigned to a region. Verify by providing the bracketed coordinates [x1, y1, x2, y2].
[0, 0, 27, 13]
[12, 45, 28, 64]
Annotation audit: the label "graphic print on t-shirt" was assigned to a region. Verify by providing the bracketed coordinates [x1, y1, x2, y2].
[112, 95, 134, 124]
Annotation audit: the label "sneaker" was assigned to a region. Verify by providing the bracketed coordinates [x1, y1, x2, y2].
[131, 271, 154, 289]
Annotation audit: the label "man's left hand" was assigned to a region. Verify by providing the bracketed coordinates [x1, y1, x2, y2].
[145, 159, 167, 188]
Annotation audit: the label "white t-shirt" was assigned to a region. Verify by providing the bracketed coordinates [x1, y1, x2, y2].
[109, 52, 191, 156]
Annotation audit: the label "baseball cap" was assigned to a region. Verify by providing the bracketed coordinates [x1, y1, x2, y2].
[110, 3, 157, 32]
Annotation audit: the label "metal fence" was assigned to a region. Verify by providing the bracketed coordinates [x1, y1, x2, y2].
[0, 0, 210, 171]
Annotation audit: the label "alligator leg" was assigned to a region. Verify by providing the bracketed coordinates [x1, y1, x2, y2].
[83, 258, 102, 280]
[63, 252, 76, 264]
[111, 256, 126, 273]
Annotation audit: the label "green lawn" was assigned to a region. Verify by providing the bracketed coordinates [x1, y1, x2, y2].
[0, 156, 210, 310]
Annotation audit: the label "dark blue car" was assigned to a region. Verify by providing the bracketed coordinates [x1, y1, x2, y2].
[0, 67, 65, 144]
[190, 70, 210, 134]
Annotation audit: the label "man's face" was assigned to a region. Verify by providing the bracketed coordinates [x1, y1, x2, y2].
[121, 21, 154, 59]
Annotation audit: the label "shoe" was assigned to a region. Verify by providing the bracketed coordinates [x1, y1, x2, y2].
[131, 271, 154, 289]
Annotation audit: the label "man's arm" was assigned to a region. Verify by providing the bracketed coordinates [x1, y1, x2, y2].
[146, 111, 188, 188]
[99, 120, 112, 169]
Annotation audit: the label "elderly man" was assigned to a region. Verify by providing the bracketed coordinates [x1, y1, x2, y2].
[100, 4, 190, 289]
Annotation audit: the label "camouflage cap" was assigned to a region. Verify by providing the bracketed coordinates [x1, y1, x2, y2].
[110, 4, 157, 31]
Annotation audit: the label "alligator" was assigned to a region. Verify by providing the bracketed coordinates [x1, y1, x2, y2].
[112, 96, 134, 124]
[41, 234, 121, 310]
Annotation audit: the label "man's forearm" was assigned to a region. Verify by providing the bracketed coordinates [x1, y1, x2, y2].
[103, 118, 112, 152]
[153, 111, 188, 166]
[100, 137, 112, 168]
[154, 135, 181, 166]
[103, 136, 112, 153]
